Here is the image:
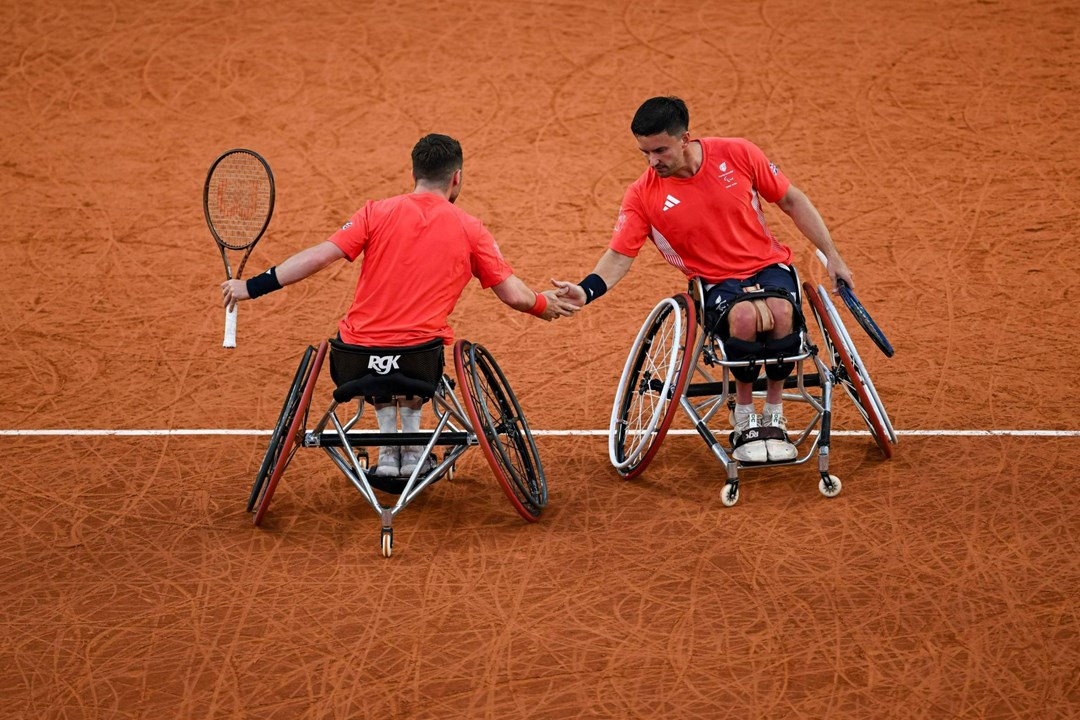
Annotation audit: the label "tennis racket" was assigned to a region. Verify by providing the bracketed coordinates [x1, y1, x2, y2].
[815, 249, 895, 357]
[204, 148, 275, 348]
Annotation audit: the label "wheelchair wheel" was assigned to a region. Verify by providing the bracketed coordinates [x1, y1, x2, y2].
[608, 292, 697, 479]
[804, 283, 896, 458]
[252, 339, 328, 526]
[455, 340, 547, 522]
[247, 345, 314, 513]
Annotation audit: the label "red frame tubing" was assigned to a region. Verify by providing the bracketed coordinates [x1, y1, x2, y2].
[454, 340, 542, 523]
[253, 339, 328, 526]
[803, 283, 892, 459]
[620, 292, 697, 480]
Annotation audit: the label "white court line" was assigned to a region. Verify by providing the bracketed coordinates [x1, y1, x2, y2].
[1, 429, 1079, 437]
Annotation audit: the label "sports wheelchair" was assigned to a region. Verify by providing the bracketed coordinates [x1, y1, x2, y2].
[609, 269, 896, 507]
[246, 337, 548, 557]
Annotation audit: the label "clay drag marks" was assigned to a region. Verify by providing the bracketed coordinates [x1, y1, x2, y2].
[2, 0, 1080, 717]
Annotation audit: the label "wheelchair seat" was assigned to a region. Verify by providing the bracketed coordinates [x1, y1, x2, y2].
[329, 336, 444, 402]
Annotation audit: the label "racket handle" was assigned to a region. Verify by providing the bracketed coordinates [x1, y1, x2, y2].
[814, 249, 850, 289]
[223, 306, 237, 348]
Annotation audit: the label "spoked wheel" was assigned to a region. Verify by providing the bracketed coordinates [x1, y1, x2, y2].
[252, 340, 328, 526]
[455, 340, 547, 522]
[608, 293, 697, 479]
[804, 283, 896, 458]
[247, 345, 315, 513]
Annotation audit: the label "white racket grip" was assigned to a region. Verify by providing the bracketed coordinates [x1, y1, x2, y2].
[223, 305, 237, 348]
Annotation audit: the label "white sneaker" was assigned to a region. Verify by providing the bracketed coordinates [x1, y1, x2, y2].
[400, 446, 434, 476]
[731, 413, 768, 463]
[374, 446, 400, 477]
[762, 412, 797, 462]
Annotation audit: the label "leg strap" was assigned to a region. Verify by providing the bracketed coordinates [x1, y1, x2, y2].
[763, 332, 802, 381]
[724, 337, 764, 384]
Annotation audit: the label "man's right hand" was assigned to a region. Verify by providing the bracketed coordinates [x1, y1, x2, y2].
[221, 279, 249, 311]
[550, 280, 587, 308]
[538, 289, 580, 320]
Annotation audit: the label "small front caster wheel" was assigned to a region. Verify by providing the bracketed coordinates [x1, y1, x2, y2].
[819, 474, 842, 498]
[380, 528, 393, 558]
[721, 482, 739, 507]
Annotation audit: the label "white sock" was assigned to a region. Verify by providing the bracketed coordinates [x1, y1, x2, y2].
[375, 405, 399, 433]
[734, 403, 756, 421]
[399, 405, 422, 433]
[763, 402, 783, 418]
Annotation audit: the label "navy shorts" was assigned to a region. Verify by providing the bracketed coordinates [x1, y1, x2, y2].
[703, 264, 800, 335]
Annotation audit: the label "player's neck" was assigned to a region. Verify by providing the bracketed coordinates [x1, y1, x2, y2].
[412, 184, 451, 200]
[671, 141, 703, 179]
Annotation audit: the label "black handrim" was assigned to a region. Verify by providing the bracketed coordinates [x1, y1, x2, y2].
[247, 345, 313, 512]
[467, 344, 546, 514]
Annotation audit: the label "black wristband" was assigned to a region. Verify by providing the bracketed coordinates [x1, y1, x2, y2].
[246, 266, 282, 299]
[579, 273, 607, 304]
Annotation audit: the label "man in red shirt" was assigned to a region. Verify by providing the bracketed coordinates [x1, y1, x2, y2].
[223, 134, 575, 476]
[554, 97, 856, 464]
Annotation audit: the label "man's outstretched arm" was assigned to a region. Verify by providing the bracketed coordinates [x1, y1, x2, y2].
[221, 241, 347, 310]
[551, 249, 635, 307]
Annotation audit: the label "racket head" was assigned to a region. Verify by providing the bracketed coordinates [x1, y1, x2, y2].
[203, 148, 275, 256]
[837, 281, 895, 357]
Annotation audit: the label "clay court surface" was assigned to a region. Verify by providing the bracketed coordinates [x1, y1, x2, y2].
[2, 0, 1079, 717]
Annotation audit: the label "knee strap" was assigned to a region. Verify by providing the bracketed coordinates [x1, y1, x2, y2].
[763, 332, 801, 381]
[709, 287, 791, 338]
[724, 337, 764, 384]
[741, 285, 775, 333]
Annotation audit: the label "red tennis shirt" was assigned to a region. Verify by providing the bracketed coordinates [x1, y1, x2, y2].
[609, 137, 793, 282]
[328, 192, 513, 346]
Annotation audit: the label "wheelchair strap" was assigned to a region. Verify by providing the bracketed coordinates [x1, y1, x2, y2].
[333, 373, 438, 404]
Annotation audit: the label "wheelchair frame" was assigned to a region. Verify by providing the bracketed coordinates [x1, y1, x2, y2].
[246, 339, 547, 557]
[609, 274, 896, 507]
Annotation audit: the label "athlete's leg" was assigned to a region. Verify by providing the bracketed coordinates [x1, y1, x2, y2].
[726, 302, 766, 462]
[399, 398, 433, 475]
[374, 400, 401, 477]
[761, 295, 798, 461]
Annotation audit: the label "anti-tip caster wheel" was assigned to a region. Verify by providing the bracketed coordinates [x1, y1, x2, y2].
[819, 474, 842, 498]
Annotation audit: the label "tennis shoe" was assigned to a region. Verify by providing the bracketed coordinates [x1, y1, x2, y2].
[731, 413, 768, 463]
[762, 412, 797, 462]
[374, 446, 400, 477]
[400, 446, 435, 476]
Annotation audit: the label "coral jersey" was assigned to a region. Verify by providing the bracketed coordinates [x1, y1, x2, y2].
[609, 137, 793, 282]
[328, 192, 513, 346]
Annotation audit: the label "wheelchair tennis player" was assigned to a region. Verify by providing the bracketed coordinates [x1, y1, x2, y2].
[553, 96, 857, 464]
[222, 133, 577, 476]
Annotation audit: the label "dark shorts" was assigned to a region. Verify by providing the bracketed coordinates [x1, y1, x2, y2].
[703, 264, 800, 336]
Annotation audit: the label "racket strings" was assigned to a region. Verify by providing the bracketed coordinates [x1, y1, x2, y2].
[206, 152, 273, 250]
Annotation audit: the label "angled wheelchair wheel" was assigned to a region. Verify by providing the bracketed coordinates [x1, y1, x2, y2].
[804, 283, 896, 458]
[609, 292, 697, 479]
[455, 340, 547, 522]
[247, 345, 314, 513]
[252, 340, 328, 526]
